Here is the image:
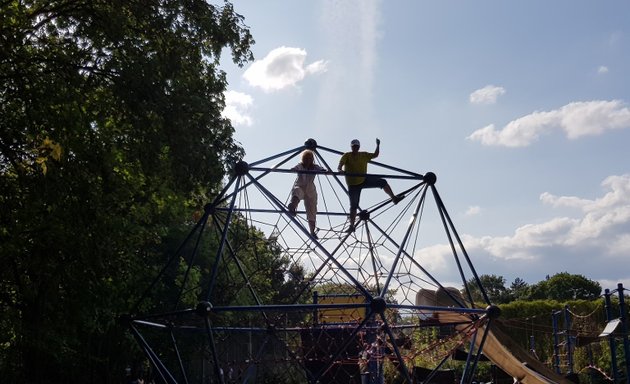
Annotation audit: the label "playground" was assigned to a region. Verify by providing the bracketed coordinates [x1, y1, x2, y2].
[127, 139, 630, 384]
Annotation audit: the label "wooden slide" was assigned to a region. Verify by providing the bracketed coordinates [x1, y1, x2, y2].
[416, 288, 573, 384]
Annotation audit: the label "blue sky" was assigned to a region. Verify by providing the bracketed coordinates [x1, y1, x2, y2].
[218, 1, 630, 290]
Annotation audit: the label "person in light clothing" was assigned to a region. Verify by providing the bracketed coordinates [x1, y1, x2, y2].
[289, 150, 327, 238]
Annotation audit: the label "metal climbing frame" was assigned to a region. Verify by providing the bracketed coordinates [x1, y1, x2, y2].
[127, 139, 497, 384]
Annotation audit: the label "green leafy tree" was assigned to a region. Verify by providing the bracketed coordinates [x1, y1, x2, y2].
[509, 277, 530, 301]
[465, 274, 511, 304]
[0, 1, 255, 382]
[527, 272, 601, 301]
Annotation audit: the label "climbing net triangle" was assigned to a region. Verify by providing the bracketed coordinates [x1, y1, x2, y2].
[128, 139, 495, 384]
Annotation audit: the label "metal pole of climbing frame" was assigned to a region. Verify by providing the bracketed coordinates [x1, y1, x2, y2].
[604, 288, 620, 383]
[587, 345, 595, 384]
[552, 310, 561, 374]
[617, 283, 630, 384]
[564, 305, 574, 374]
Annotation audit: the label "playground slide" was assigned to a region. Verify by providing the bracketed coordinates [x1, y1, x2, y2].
[417, 288, 573, 384]
[468, 320, 572, 384]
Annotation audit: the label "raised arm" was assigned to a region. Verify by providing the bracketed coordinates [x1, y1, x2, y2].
[373, 138, 380, 158]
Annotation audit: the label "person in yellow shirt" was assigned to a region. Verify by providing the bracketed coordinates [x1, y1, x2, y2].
[337, 138, 400, 232]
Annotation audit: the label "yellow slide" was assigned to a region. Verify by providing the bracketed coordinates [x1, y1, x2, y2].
[416, 288, 573, 384]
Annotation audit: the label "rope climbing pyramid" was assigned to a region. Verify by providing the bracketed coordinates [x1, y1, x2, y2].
[127, 138, 495, 384]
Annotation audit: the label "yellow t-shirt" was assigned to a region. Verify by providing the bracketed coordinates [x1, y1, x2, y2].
[339, 152, 376, 186]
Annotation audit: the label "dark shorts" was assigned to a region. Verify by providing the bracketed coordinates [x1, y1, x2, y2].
[348, 176, 387, 210]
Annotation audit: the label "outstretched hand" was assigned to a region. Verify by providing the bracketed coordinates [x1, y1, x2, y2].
[376, 138, 380, 145]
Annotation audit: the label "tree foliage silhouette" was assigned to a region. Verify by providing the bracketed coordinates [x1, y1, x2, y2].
[0, 1, 256, 382]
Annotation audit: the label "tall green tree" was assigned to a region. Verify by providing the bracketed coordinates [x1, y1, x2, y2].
[527, 272, 602, 301]
[0, 1, 254, 382]
[465, 274, 511, 304]
[509, 277, 529, 301]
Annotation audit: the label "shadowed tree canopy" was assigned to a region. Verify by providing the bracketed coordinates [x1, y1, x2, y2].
[465, 273, 602, 304]
[528, 272, 602, 301]
[0, 0, 255, 382]
[465, 274, 512, 304]
[509, 277, 529, 301]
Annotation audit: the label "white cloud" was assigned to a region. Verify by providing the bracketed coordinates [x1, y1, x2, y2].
[598, 278, 630, 291]
[467, 100, 630, 147]
[222, 90, 253, 127]
[417, 174, 630, 285]
[465, 206, 481, 216]
[474, 175, 630, 255]
[487, 175, 630, 254]
[469, 85, 506, 105]
[542, 175, 630, 212]
[539, 192, 590, 209]
[560, 175, 630, 245]
[243, 46, 328, 92]
[306, 60, 328, 74]
[414, 243, 451, 273]
[598, 65, 609, 74]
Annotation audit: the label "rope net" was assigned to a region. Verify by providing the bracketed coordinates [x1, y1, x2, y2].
[129, 140, 493, 383]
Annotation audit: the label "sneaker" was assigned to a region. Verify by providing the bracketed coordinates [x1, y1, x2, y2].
[345, 226, 355, 233]
[310, 232, 318, 239]
[392, 195, 402, 204]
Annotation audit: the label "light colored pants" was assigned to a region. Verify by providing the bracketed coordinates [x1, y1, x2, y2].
[292, 184, 317, 222]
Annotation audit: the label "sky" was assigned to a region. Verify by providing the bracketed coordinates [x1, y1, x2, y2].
[217, 0, 630, 291]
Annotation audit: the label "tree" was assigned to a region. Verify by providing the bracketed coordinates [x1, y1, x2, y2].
[527, 272, 601, 301]
[1, 1, 254, 382]
[464, 274, 511, 304]
[509, 277, 529, 301]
